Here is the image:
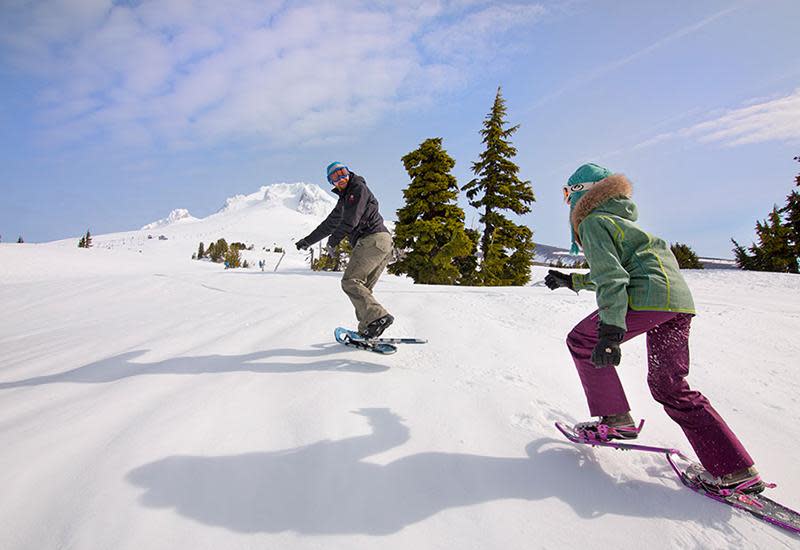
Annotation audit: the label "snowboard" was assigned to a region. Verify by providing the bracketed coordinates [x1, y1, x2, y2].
[334, 327, 427, 355]
[555, 421, 800, 535]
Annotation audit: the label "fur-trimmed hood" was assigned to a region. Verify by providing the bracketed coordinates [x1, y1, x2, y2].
[570, 174, 634, 245]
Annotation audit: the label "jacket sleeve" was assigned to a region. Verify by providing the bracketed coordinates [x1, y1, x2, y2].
[571, 272, 595, 292]
[578, 216, 631, 331]
[304, 199, 343, 245]
[327, 185, 370, 247]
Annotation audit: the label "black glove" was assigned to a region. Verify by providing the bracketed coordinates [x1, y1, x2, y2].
[591, 323, 625, 367]
[295, 238, 310, 251]
[544, 269, 573, 290]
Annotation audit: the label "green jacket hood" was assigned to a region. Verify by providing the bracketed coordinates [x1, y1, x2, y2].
[571, 174, 636, 246]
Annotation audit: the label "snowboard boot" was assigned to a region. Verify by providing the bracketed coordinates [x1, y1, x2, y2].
[686, 464, 765, 495]
[574, 412, 641, 441]
[361, 314, 394, 340]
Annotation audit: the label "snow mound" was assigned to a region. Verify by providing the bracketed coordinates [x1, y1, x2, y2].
[141, 208, 198, 230]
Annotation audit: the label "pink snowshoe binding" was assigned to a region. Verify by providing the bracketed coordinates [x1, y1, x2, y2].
[573, 413, 644, 442]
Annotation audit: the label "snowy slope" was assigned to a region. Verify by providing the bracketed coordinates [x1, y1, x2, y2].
[1, 184, 799, 550]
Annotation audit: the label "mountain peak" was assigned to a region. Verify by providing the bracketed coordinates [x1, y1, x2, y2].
[217, 182, 336, 217]
[141, 209, 197, 230]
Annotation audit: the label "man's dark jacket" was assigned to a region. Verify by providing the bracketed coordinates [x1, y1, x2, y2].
[304, 172, 388, 248]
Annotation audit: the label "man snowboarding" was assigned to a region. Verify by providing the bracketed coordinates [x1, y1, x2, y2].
[545, 163, 763, 494]
[296, 162, 394, 339]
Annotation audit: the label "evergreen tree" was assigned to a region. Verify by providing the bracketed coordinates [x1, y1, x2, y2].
[781, 155, 800, 263]
[389, 138, 474, 284]
[198, 242, 205, 259]
[84, 230, 92, 248]
[733, 156, 800, 273]
[17, 236, 23, 244]
[209, 238, 228, 263]
[462, 87, 535, 286]
[78, 236, 86, 248]
[223, 246, 241, 268]
[732, 206, 797, 273]
[670, 242, 703, 269]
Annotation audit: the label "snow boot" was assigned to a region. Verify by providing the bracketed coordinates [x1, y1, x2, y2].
[361, 314, 394, 339]
[574, 412, 641, 441]
[686, 464, 765, 495]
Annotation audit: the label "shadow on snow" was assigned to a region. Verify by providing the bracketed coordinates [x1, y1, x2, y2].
[126, 408, 735, 536]
[0, 344, 387, 389]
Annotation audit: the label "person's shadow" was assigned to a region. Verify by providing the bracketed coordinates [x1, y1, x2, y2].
[126, 408, 735, 536]
[0, 345, 387, 389]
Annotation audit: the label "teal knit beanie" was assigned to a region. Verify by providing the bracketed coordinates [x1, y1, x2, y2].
[566, 163, 611, 254]
[326, 161, 349, 182]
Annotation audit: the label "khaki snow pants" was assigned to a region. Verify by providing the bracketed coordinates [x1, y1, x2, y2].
[341, 232, 393, 333]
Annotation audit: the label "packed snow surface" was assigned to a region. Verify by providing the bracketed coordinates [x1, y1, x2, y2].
[1, 183, 798, 549]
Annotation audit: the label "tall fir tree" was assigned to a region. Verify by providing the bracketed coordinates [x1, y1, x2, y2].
[198, 242, 205, 259]
[389, 138, 475, 284]
[462, 87, 535, 286]
[84, 230, 92, 248]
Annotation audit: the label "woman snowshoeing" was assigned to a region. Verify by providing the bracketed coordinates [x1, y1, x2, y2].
[546, 163, 762, 494]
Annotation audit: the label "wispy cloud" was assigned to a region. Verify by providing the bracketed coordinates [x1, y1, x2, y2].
[0, 0, 546, 151]
[624, 88, 800, 150]
[682, 88, 800, 146]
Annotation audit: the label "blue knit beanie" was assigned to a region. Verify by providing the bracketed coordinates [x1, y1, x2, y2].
[566, 163, 611, 254]
[326, 161, 349, 182]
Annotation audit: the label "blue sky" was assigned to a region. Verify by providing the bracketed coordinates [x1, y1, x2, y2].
[1, 0, 798, 257]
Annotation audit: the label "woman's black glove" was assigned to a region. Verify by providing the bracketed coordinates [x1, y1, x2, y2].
[295, 238, 310, 251]
[591, 323, 625, 367]
[544, 270, 574, 290]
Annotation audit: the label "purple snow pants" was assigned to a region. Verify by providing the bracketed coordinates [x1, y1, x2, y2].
[567, 310, 753, 477]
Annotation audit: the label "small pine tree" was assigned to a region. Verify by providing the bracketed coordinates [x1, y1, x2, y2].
[17, 236, 24, 244]
[389, 137, 474, 285]
[670, 243, 703, 269]
[732, 206, 797, 273]
[223, 247, 241, 268]
[78, 236, 86, 248]
[209, 238, 228, 263]
[781, 155, 800, 265]
[462, 87, 536, 286]
[198, 242, 205, 259]
[85, 230, 92, 248]
[733, 156, 800, 273]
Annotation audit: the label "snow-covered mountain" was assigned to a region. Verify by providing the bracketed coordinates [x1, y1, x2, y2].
[58, 182, 340, 271]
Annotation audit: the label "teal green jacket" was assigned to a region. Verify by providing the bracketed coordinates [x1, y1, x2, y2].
[569, 174, 695, 330]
